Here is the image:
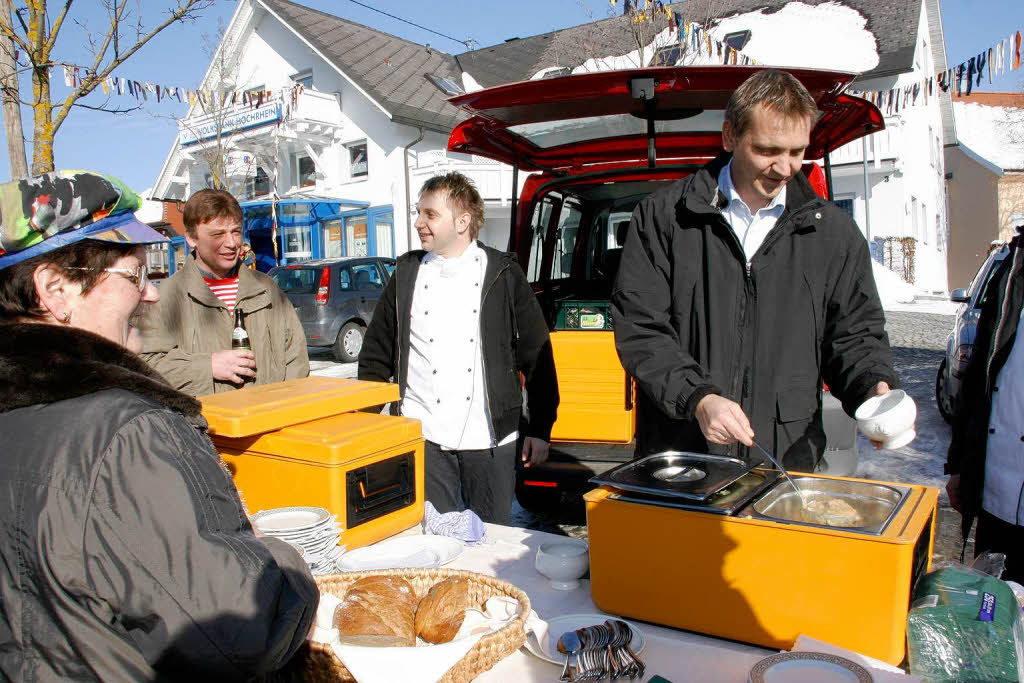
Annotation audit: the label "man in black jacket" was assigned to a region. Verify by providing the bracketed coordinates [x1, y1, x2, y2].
[946, 227, 1024, 582]
[359, 172, 558, 524]
[612, 69, 899, 470]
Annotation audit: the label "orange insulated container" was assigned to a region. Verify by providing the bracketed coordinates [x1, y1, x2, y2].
[201, 377, 423, 550]
[585, 473, 938, 665]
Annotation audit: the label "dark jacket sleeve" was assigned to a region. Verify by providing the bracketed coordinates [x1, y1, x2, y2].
[946, 256, 1008, 475]
[509, 263, 559, 441]
[85, 409, 318, 679]
[611, 196, 721, 420]
[820, 225, 899, 416]
[358, 270, 398, 383]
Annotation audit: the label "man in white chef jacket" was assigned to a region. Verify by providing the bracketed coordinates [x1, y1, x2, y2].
[359, 172, 559, 524]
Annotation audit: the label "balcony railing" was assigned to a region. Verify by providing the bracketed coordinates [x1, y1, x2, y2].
[178, 89, 342, 147]
[828, 127, 900, 166]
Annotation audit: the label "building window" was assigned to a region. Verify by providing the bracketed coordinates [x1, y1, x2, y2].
[293, 154, 316, 188]
[291, 69, 312, 89]
[245, 166, 270, 199]
[348, 142, 368, 179]
[724, 30, 752, 51]
[834, 197, 855, 222]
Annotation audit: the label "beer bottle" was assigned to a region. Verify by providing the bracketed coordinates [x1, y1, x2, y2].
[232, 308, 251, 350]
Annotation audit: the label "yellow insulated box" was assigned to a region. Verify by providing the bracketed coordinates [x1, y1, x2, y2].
[213, 411, 424, 551]
[549, 331, 635, 443]
[585, 479, 938, 665]
[200, 376, 399, 437]
[200, 377, 421, 551]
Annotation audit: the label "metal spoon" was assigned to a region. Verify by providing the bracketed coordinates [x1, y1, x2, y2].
[557, 630, 582, 682]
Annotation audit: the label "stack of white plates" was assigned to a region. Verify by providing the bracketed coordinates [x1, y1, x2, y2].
[251, 506, 345, 575]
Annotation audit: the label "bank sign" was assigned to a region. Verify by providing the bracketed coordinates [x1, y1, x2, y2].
[179, 103, 282, 146]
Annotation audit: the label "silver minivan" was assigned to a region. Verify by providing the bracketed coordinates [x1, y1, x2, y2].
[269, 257, 395, 362]
[936, 243, 1008, 422]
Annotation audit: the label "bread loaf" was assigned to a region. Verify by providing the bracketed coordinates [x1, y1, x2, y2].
[333, 576, 417, 646]
[415, 577, 476, 644]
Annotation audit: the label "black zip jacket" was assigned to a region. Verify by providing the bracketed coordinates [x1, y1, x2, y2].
[947, 232, 1024, 540]
[358, 243, 559, 443]
[612, 153, 897, 469]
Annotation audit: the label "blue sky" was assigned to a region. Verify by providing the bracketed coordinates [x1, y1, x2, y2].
[0, 0, 1020, 190]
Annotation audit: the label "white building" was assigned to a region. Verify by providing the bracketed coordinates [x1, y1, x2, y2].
[153, 0, 951, 291]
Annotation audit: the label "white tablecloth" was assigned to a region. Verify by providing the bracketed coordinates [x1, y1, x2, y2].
[396, 522, 773, 682]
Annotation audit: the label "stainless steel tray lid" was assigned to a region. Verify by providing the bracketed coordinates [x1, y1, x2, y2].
[591, 451, 755, 501]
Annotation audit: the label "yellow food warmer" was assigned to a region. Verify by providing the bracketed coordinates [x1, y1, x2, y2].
[201, 377, 423, 550]
[585, 453, 938, 665]
[549, 330, 635, 443]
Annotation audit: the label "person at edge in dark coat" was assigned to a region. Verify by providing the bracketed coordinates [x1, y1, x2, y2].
[612, 69, 903, 470]
[358, 171, 558, 524]
[946, 225, 1024, 583]
[0, 170, 317, 681]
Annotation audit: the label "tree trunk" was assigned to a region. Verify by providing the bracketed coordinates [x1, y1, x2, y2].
[0, 5, 27, 179]
[30, 63, 52, 174]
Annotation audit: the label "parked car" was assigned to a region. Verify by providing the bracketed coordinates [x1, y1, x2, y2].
[445, 66, 884, 511]
[269, 257, 395, 362]
[935, 243, 1009, 422]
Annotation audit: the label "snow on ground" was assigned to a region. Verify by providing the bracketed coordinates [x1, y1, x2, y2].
[953, 101, 1024, 171]
[872, 260, 958, 314]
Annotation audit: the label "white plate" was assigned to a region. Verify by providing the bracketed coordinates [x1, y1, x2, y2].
[336, 535, 463, 572]
[252, 507, 331, 533]
[522, 613, 645, 665]
[337, 543, 442, 572]
[748, 652, 872, 683]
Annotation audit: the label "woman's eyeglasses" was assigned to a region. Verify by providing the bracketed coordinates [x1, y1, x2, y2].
[65, 264, 150, 292]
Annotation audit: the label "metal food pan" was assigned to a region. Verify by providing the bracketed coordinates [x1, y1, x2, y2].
[741, 476, 911, 535]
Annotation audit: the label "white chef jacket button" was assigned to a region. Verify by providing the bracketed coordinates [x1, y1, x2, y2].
[815, 212, 822, 219]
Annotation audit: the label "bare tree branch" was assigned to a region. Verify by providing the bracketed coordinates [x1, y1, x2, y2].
[43, 0, 73, 54]
[51, 0, 210, 137]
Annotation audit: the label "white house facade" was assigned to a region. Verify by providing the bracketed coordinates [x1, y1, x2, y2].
[153, 0, 952, 292]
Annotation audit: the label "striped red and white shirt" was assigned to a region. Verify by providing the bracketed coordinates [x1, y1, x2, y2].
[203, 275, 240, 311]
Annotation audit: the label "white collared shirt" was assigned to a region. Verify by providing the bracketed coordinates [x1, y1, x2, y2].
[402, 242, 515, 450]
[982, 302, 1024, 525]
[717, 160, 787, 263]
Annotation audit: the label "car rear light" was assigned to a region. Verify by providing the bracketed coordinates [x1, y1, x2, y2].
[316, 267, 330, 305]
[952, 344, 972, 378]
[522, 480, 558, 488]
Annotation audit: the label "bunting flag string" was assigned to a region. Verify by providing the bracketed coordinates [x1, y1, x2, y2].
[850, 29, 1023, 116]
[18, 18, 1024, 122]
[53, 59, 304, 114]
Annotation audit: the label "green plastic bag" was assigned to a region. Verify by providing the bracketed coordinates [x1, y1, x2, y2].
[907, 565, 1024, 682]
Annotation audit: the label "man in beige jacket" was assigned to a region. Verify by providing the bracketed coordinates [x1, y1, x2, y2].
[141, 189, 308, 396]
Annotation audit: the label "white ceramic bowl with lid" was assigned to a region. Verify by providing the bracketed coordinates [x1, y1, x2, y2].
[854, 389, 917, 449]
[535, 541, 589, 590]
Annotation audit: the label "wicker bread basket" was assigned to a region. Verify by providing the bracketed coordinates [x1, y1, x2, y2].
[278, 568, 531, 683]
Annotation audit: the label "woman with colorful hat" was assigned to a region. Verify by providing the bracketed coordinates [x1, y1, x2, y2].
[0, 171, 317, 680]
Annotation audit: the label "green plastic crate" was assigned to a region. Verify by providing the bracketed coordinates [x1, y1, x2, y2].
[554, 299, 613, 330]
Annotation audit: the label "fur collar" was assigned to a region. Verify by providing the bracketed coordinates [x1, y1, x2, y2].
[0, 322, 204, 425]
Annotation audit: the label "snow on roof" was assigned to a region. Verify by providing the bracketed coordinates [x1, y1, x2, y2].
[537, 1, 880, 78]
[711, 1, 879, 73]
[953, 101, 1024, 171]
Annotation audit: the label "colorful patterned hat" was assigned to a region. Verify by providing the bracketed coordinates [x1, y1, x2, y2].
[0, 170, 168, 270]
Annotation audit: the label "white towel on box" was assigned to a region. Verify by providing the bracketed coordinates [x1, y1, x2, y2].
[329, 596, 522, 683]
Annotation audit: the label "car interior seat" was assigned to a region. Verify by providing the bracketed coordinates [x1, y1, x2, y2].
[354, 269, 381, 290]
[602, 220, 630, 285]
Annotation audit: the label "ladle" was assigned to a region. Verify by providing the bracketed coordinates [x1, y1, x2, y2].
[751, 439, 807, 508]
